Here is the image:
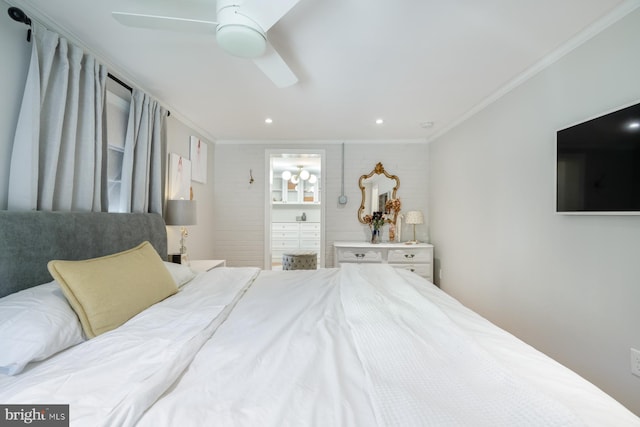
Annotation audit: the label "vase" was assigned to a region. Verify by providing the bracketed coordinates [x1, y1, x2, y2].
[371, 229, 380, 244]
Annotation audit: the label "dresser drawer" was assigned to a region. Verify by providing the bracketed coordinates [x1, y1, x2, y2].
[388, 248, 433, 263]
[390, 263, 432, 280]
[272, 230, 299, 239]
[300, 230, 320, 240]
[300, 223, 320, 231]
[272, 240, 299, 249]
[337, 249, 383, 263]
[272, 222, 299, 231]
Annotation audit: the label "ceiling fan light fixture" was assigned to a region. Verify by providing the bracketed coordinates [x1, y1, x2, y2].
[112, 0, 300, 88]
[216, 24, 266, 58]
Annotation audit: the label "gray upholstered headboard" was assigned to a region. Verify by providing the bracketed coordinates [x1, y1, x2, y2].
[0, 211, 167, 298]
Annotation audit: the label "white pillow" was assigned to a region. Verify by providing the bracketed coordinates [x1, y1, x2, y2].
[0, 281, 85, 375]
[163, 262, 197, 287]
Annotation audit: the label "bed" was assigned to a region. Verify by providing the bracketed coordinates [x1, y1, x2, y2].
[0, 211, 638, 426]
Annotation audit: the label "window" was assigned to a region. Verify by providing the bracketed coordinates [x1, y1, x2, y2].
[105, 80, 131, 212]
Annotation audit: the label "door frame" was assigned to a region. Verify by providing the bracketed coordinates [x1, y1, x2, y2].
[264, 149, 326, 270]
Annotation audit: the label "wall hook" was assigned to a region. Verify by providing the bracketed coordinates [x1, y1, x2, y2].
[249, 169, 255, 184]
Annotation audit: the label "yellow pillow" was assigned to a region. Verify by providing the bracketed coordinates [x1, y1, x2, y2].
[47, 241, 177, 338]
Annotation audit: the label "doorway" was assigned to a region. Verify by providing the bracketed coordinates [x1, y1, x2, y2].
[265, 150, 325, 270]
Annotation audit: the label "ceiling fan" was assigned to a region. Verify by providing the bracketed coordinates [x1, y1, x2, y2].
[112, 0, 302, 88]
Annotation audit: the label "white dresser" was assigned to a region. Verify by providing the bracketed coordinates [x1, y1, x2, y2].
[272, 222, 321, 264]
[333, 241, 434, 281]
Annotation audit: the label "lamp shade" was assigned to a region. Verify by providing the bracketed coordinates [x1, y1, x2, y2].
[405, 211, 424, 225]
[165, 200, 197, 226]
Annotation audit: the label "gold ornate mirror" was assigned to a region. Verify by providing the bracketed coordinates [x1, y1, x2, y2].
[358, 162, 400, 224]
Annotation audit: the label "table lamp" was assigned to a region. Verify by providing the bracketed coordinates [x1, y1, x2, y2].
[404, 210, 423, 244]
[165, 199, 197, 264]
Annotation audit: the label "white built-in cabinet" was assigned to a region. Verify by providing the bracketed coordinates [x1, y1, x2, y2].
[272, 222, 321, 264]
[271, 176, 319, 204]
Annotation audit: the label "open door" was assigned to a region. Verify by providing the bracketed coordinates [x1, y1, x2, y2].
[265, 150, 325, 270]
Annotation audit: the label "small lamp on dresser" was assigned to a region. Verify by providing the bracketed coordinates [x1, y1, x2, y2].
[404, 210, 423, 245]
[165, 199, 197, 264]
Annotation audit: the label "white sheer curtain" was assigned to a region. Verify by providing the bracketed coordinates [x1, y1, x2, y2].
[119, 89, 167, 214]
[8, 23, 108, 211]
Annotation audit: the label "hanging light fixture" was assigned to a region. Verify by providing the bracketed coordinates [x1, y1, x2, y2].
[282, 165, 311, 184]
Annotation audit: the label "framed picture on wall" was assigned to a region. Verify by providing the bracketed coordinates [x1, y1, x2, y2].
[168, 153, 191, 199]
[190, 136, 207, 184]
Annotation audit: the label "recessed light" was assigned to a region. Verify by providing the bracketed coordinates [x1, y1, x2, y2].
[375, 118, 384, 125]
[265, 118, 273, 124]
[420, 121, 434, 129]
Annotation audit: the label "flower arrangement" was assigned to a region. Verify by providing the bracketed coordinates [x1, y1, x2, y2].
[363, 199, 401, 243]
[365, 211, 386, 230]
[364, 211, 386, 243]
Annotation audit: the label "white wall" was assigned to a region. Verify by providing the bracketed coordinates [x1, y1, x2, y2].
[165, 121, 216, 260]
[429, 9, 640, 415]
[211, 141, 429, 267]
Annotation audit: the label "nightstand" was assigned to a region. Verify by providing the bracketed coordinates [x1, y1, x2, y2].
[189, 259, 226, 273]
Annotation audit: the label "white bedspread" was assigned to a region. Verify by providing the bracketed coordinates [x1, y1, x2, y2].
[137, 264, 639, 426]
[137, 267, 379, 427]
[0, 267, 260, 427]
[2, 265, 638, 426]
[339, 264, 584, 426]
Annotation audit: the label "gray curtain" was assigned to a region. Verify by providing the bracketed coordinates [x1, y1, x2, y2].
[119, 89, 167, 214]
[8, 23, 108, 212]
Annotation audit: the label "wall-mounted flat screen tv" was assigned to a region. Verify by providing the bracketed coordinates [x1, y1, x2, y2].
[556, 101, 640, 214]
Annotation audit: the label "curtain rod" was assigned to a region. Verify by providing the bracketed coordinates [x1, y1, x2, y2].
[108, 73, 132, 92]
[8, 6, 171, 117]
[106, 73, 171, 116]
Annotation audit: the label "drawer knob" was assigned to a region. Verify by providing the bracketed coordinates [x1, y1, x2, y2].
[355, 253, 365, 259]
[404, 254, 415, 259]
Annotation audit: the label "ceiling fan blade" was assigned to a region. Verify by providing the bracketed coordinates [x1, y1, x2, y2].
[112, 12, 217, 34]
[241, 0, 302, 31]
[253, 42, 298, 88]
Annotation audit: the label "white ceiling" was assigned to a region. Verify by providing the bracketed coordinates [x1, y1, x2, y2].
[10, 0, 633, 142]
